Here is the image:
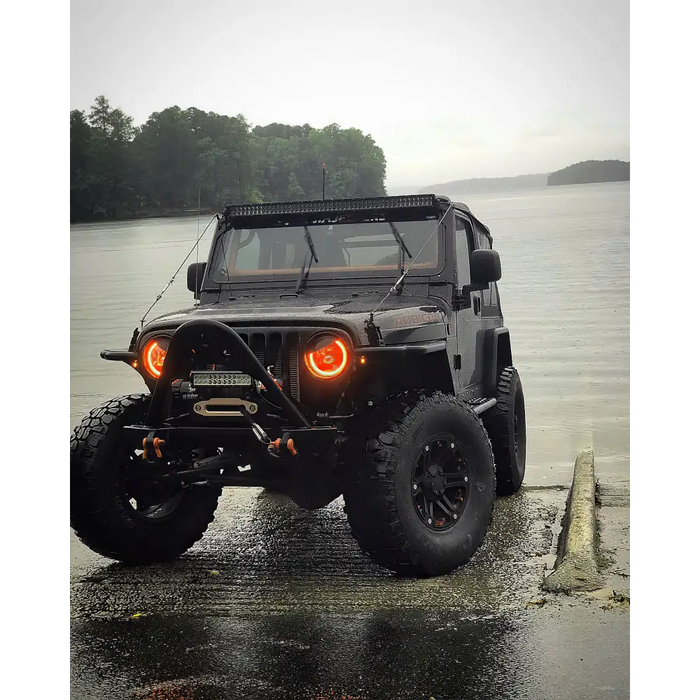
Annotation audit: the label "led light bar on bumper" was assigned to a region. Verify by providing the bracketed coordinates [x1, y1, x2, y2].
[191, 371, 254, 387]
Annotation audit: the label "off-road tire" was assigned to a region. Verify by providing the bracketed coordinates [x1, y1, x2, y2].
[70, 394, 222, 563]
[66, 435, 73, 525]
[482, 367, 526, 496]
[343, 392, 496, 577]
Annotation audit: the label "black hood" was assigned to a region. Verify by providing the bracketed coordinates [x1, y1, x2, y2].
[142, 289, 450, 346]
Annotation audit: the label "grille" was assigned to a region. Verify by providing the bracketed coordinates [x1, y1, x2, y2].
[239, 331, 300, 401]
[222, 329, 303, 401]
[197, 326, 344, 402]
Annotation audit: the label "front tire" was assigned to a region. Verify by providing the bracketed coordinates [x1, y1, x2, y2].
[70, 394, 221, 564]
[343, 392, 496, 577]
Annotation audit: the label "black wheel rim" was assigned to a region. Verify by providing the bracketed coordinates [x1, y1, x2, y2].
[411, 436, 469, 531]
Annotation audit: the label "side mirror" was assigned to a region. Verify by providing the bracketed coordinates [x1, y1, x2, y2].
[461, 250, 501, 296]
[187, 262, 207, 297]
[470, 249, 501, 284]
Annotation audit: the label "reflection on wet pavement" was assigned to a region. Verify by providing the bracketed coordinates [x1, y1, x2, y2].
[71, 488, 585, 699]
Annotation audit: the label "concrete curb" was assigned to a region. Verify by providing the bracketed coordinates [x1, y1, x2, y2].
[543, 448, 604, 592]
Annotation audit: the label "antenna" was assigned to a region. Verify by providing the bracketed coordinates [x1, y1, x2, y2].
[322, 163, 326, 200]
[196, 187, 201, 268]
[140, 214, 217, 328]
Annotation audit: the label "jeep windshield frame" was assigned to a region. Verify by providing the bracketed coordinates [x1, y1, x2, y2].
[203, 200, 448, 291]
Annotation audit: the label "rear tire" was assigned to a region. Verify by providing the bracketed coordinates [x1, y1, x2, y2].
[483, 367, 527, 496]
[343, 392, 496, 577]
[66, 435, 72, 525]
[70, 394, 221, 564]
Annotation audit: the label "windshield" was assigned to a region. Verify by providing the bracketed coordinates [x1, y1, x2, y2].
[209, 219, 441, 283]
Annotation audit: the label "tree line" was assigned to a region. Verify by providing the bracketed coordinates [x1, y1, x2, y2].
[547, 160, 630, 186]
[70, 96, 387, 222]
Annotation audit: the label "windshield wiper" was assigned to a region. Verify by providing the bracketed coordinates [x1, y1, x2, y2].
[366, 206, 454, 342]
[296, 225, 319, 293]
[388, 222, 413, 294]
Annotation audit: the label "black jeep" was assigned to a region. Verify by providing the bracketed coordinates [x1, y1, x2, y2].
[70, 194, 526, 577]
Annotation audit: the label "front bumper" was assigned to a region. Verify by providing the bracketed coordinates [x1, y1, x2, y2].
[143, 319, 311, 428]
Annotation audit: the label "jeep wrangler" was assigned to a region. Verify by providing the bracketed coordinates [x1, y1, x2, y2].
[70, 194, 526, 577]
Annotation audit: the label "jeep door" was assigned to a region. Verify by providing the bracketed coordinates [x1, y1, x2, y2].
[454, 216, 483, 395]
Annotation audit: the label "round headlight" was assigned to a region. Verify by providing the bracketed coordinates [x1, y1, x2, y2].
[142, 337, 170, 379]
[304, 335, 350, 380]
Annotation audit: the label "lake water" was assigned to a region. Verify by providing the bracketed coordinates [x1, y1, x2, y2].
[70, 182, 629, 485]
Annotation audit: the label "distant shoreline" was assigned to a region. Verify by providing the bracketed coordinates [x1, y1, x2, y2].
[412, 159, 629, 196]
[547, 160, 629, 187]
[418, 173, 547, 196]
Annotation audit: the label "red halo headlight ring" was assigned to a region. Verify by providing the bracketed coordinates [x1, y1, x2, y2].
[142, 336, 171, 379]
[304, 334, 351, 380]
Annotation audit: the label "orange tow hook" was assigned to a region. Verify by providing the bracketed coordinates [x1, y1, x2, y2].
[142, 437, 166, 459]
[268, 436, 298, 457]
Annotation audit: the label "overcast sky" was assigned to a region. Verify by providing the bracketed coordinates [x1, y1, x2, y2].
[71, 0, 629, 188]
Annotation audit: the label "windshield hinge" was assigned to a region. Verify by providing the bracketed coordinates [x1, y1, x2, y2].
[365, 314, 384, 347]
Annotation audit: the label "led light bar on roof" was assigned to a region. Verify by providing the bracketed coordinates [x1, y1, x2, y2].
[223, 195, 440, 219]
